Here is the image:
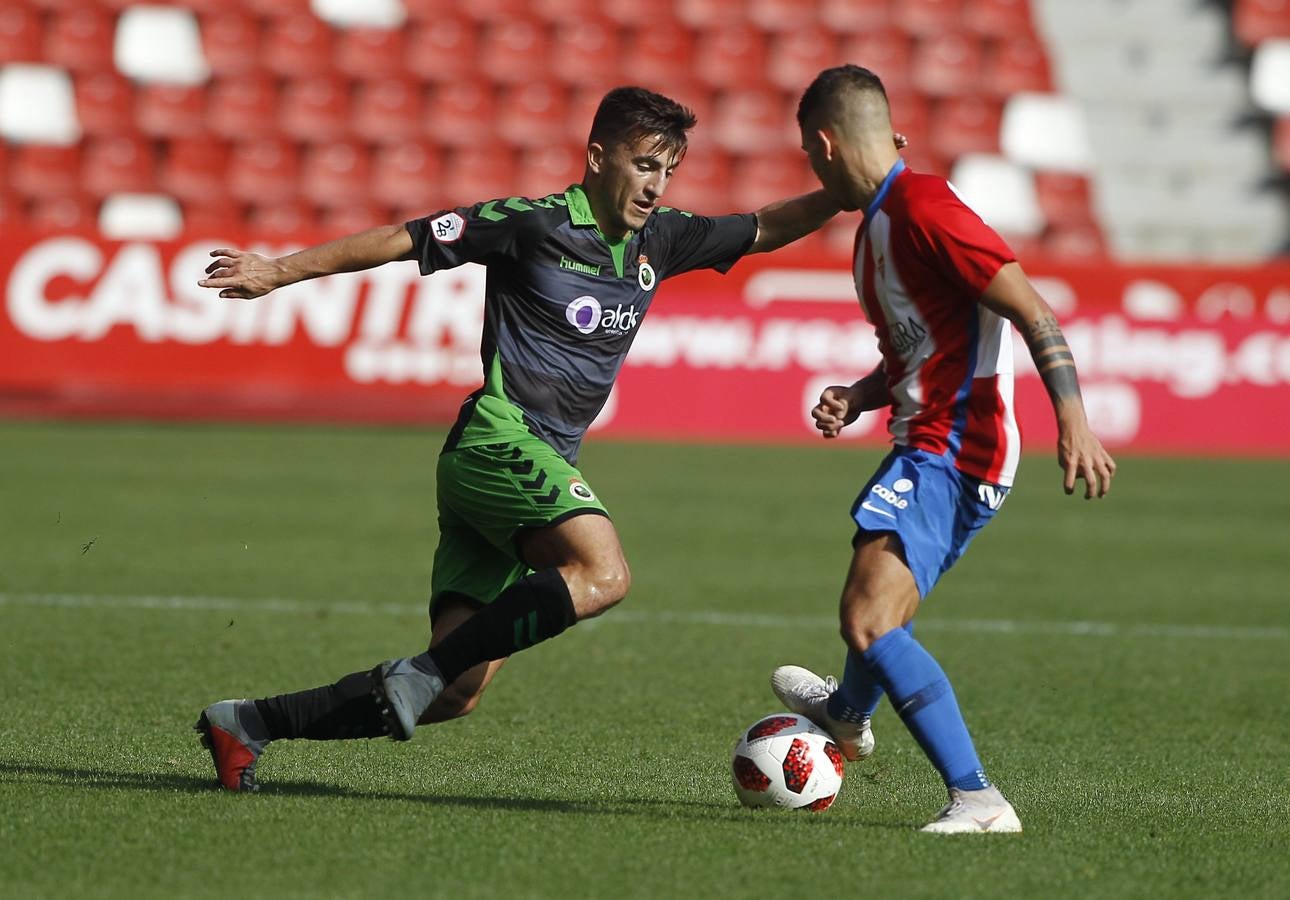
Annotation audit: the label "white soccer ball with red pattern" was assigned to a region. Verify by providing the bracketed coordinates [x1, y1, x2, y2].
[731, 713, 845, 811]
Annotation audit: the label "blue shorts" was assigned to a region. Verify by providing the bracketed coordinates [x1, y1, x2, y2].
[851, 446, 1008, 599]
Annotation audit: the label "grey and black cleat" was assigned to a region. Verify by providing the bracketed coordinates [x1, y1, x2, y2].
[371, 657, 445, 741]
[195, 699, 269, 792]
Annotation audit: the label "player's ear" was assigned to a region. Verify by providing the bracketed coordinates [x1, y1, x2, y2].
[816, 129, 837, 162]
[586, 142, 605, 175]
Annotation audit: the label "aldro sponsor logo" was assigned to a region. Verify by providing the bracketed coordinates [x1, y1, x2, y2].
[564, 296, 642, 336]
[889, 316, 927, 355]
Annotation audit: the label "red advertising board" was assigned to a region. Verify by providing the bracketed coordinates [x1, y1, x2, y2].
[3, 228, 1290, 455]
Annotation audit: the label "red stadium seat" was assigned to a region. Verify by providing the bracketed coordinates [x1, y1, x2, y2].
[820, 0, 892, 34]
[29, 195, 95, 231]
[712, 88, 794, 153]
[200, 12, 262, 77]
[455, 0, 532, 23]
[247, 200, 313, 236]
[621, 27, 696, 95]
[676, 0, 748, 29]
[229, 138, 300, 205]
[136, 84, 207, 138]
[564, 85, 605, 144]
[900, 145, 950, 179]
[301, 140, 373, 208]
[928, 96, 1002, 159]
[767, 27, 844, 93]
[497, 82, 567, 148]
[530, 0, 602, 23]
[1033, 171, 1095, 227]
[372, 140, 443, 210]
[206, 74, 279, 141]
[321, 203, 388, 237]
[354, 77, 425, 144]
[170, 0, 234, 14]
[839, 29, 917, 94]
[12, 144, 81, 199]
[280, 76, 352, 143]
[336, 27, 406, 81]
[515, 144, 585, 200]
[425, 82, 498, 147]
[893, 0, 964, 37]
[440, 145, 518, 205]
[1275, 116, 1290, 171]
[181, 201, 244, 234]
[960, 0, 1036, 39]
[981, 34, 1053, 97]
[263, 14, 334, 78]
[1041, 222, 1107, 260]
[0, 191, 24, 228]
[729, 152, 816, 212]
[694, 24, 769, 91]
[478, 20, 550, 86]
[83, 135, 157, 198]
[75, 73, 136, 137]
[241, 0, 311, 18]
[911, 31, 984, 97]
[404, 17, 480, 85]
[748, 0, 823, 33]
[1234, 0, 1290, 47]
[44, 7, 115, 74]
[0, 6, 43, 64]
[883, 87, 932, 140]
[661, 150, 732, 213]
[160, 136, 230, 205]
[550, 19, 621, 88]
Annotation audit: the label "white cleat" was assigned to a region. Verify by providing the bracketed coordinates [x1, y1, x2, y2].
[770, 664, 874, 761]
[920, 787, 1023, 834]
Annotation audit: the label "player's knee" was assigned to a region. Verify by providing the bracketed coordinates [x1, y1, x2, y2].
[419, 682, 485, 724]
[570, 560, 631, 618]
[839, 613, 899, 653]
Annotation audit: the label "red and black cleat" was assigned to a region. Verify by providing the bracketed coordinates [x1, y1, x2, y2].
[194, 700, 268, 792]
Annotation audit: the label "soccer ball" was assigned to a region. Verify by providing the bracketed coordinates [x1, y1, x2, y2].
[731, 713, 845, 811]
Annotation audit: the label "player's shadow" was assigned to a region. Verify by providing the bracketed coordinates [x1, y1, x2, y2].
[0, 761, 905, 829]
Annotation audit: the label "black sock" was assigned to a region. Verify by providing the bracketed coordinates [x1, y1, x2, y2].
[254, 668, 388, 741]
[418, 568, 577, 684]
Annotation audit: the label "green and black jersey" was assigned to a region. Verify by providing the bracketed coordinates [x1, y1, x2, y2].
[405, 184, 758, 464]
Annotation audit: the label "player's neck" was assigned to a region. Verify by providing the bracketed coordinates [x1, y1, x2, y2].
[849, 149, 902, 210]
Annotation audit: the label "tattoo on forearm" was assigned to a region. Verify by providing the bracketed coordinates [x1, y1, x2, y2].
[1023, 314, 1081, 401]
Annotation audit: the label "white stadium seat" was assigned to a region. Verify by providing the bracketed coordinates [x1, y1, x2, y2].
[114, 7, 210, 86]
[311, 0, 407, 29]
[948, 153, 1044, 237]
[1000, 92, 1093, 173]
[99, 193, 184, 240]
[0, 64, 80, 145]
[1250, 39, 1290, 115]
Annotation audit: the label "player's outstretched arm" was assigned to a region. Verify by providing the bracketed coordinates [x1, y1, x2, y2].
[811, 363, 891, 439]
[979, 262, 1117, 498]
[198, 224, 414, 299]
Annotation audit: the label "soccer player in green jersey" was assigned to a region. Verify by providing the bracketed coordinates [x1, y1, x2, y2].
[193, 86, 883, 791]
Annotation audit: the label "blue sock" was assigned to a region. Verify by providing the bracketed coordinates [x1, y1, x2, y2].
[827, 622, 915, 723]
[863, 627, 990, 791]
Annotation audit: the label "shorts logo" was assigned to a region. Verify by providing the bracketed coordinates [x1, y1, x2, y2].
[637, 261, 656, 291]
[570, 480, 595, 502]
[978, 483, 1006, 511]
[871, 483, 909, 509]
[892, 478, 914, 493]
[431, 212, 465, 243]
[565, 296, 603, 334]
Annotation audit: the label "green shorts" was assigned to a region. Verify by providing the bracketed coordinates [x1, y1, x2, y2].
[430, 437, 609, 611]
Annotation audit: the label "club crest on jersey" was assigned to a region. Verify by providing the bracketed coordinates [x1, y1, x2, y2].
[637, 260, 656, 291]
[570, 480, 595, 502]
[431, 212, 465, 243]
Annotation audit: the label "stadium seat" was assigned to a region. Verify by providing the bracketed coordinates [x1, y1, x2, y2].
[181, 200, 244, 234]
[136, 84, 206, 138]
[1041, 222, 1107, 259]
[247, 200, 313, 236]
[114, 6, 210, 86]
[11, 143, 80, 199]
[712, 88, 794, 153]
[199, 12, 262, 78]
[241, 0, 312, 18]
[401, 0, 457, 21]
[404, 17, 480, 85]
[353, 78, 425, 144]
[911, 31, 984, 97]
[424, 82, 498, 147]
[1275, 116, 1290, 171]
[0, 6, 43, 65]
[658, 149, 732, 213]
[767, 27, 844, 93]
[1033, 171, 1096, 227]
[948, 152, 1043, 236]
[1000, 92, 1093, 172]
[336, 27, 406, 81]
[164, 0, 230, 14]
[838, 29, 916, 94]
[29, 195, 95, 231]
[74, 72, 134, 137]
[229, 138, 300, 205]
[564, 86, 606, 144]
[928, 96, 1002, 159]
[0, 190, 22, 228]
[960, 0, 1035, 39]
[455, 0, 532, 24]
[83, 135, 156, 198]
[280, 76, 352, 143]
[694, 24, 769, 91]
[676, 0, 749, 29]
[901, 145, 951, 179]
[620, 28, 696, 95]
[159, 136, 230, 205]
[300, 140, 373, 208]
[497, 82, 567, 148]
[440, 145, 519, 206]
[1251, 39, 1290, 114]
[321, 203, 388, 236]
[46, 7, 116, 75]
[206, 74, 278, 141]
[478, 20, 550, 86]
[1234, 0, 1290, 48]
[0, 63, 80, 145]
[312, 0, 407, 29]
[530, 0, 602, 23]
[981, 34, 1053, 97]
[549, 19, 621, 88]
[820, 0, 892, 34]
[372, 140, 443, 210]
[99, 192, 183, 239]
[263, 14, 333, 79]
[515, 144, 585, 200]
[892, 0, 963, 37]
[729, 152, 815, 212]
[883, 87, 932, 142]
[748, 0, 823, 32]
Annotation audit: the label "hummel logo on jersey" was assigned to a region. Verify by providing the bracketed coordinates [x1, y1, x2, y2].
[564, 296, 641, 336]
[870, 484, 909, 509]
[978, 483, 1006, 510]
[560, 255, 601, 276]
[889, 316, 928, 355]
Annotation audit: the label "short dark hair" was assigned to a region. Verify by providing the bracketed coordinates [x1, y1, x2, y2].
[797, 65, 888, 129]
[589, 86, 697, 157]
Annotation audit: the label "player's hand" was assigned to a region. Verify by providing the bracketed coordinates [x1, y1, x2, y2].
[198, 249, 284, 299]
[1057, 422, 1117, 499]
[894, 132, 909, 150]
[812, 385, 862, 439]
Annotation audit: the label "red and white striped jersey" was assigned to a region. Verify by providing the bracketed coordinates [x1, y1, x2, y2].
[853, 165, 1021, 486]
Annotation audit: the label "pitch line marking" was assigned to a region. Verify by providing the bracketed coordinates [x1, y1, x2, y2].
[0, 592, 1285, 642]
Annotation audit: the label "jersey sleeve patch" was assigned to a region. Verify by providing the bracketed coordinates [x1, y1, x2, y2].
[431, 212, 466, 243]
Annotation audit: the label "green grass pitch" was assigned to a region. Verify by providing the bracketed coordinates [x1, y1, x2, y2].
[2, 422, 1287, 898]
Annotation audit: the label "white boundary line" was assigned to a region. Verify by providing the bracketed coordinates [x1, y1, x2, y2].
[1, 592, 1285, 642]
